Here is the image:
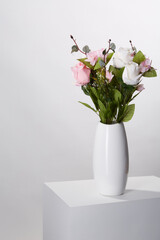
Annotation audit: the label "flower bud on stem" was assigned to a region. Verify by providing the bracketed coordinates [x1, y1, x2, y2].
[129, 40, 136, 54]
[70, 35, 86, 55]
[103, 39, 111, 63]
[106, 39, 111, 54]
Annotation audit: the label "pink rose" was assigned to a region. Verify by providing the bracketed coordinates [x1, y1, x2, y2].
[140, 58, 151, 73]
[71, 62, 91, 86]
[106, 70, 114, 83]
[137, 84, 145, 92]
[86, 49, 104, 66]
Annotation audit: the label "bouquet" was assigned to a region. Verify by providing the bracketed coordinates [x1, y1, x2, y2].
[70, 35, 157, 124]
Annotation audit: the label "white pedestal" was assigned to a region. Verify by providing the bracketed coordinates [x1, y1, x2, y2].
[43, 176, 160, 240]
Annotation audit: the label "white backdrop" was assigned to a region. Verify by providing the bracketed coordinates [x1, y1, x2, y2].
[0, 0, 160, 239]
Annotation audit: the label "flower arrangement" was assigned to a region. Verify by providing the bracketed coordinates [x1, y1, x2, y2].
[70, 35, 157, 124]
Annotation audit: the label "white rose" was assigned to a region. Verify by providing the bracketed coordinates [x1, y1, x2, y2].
[122, 62, 142, 85]
[113, 48, 134, 68]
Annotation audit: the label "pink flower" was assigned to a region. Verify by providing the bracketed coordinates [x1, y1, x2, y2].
[106, 70, 114, 83]
[140, 58, 151, 73]
[71, 62, 91, 86]
[86, 49, 104, 66]
[137, 84, 145, 92]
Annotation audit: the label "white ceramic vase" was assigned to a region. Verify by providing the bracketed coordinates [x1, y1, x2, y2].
[93, 122, 129, 196]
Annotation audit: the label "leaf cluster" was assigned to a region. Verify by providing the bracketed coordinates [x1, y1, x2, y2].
[80, 65, 136, 124]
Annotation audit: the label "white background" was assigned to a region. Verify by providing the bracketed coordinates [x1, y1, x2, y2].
[0, 0, 160, 239]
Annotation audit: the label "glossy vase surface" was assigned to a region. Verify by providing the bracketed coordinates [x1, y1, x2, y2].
[93, 122, 129, 196]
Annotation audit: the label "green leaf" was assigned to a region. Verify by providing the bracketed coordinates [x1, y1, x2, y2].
[110, 43, 116, 51]
[81, 85, 90, 96]
[98, 99, 107, 123]
[94, 57, 104, 70]
[133, 51, 145, 64]
[106, 52, 114, 64]
[78, 58, 93, 69]
[98, 99, 107, 113]
[117, 105, 126, 122]
[78, 101, 97, 113]
[99, 59, 105, 67]
[113, 89, 122, 102]
[143, 68, 157, 77]
[122, 104, 135, 122]
[99, 111, 106, 123]
[109, 102, 118, 119]
[71, 45, 78, 53]
[82, 45, 90, 53]
[98, 99, 108, 123]
[109, 65, 125, 78]
[121, 83, 136, 104]
[88, 89, 99, 110]
[90, 87, 99, 98]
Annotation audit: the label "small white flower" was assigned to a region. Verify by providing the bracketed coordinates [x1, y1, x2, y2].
[122, 62, 142, 85]
[113, 48, 134, 68]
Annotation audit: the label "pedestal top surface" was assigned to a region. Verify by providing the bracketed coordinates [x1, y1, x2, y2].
[45, 176, 160, 207]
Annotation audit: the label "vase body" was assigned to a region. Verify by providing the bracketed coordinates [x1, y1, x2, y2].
[93, 122, 129, 196]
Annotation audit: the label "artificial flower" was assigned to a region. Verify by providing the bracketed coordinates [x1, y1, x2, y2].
[113, 48, 134, 68]
[86, 49, 104, 66]
[140, 58, 151, 73]
[106, 70, 114, 82]
[137, 84, 145, 91]
[123, 62, 141, 85]
[71, 62, 90, 86]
